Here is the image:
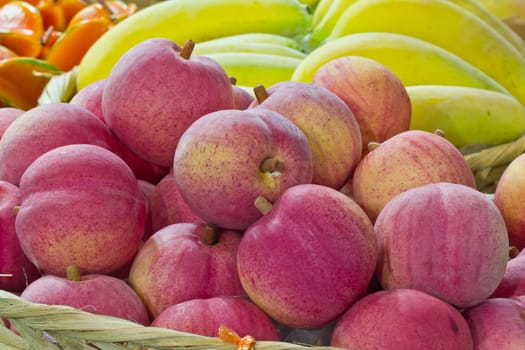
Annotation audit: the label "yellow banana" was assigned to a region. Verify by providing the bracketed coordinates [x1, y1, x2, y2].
[77, 0, 312, 90]
[291, 32, 510, 95]
[298, 0, 321, 9]
[194, 42, 307, 59]
[200, 52, 303, 89]
[194, 33, 303, 50]
[312, 0, 335, 27]
[307, 0, 359, 49]
[476, 0, 525, 21]
[447, 0, 525, 58]
[407, 85, 525, 152]
[326, 0, 525, 107]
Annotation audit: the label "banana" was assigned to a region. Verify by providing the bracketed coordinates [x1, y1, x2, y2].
[77, 0, 312, 89]
[307, 0, 359, 49]
[326, 0, 525, 107]
[407, 85, 525, 152]
[200, 52, 303, 89]
[194, 41, 307, 59]
[194, 33, 304, 50]
[447, 0, 525, 58]
[291, 32, 510, 95]
[476, 0, 525, 21]
[298, 0, 320, 9]
[311, 0, 335, 27]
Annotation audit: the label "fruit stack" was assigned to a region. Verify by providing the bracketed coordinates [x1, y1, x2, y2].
[2, 0, 525, 349]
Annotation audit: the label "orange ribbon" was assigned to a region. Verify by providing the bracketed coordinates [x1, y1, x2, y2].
[218, 324, 256, 350]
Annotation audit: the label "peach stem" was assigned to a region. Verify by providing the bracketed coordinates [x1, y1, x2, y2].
[509, 246, 520, 259]
[202, 223, 218, 245]
[254, 196, 273, 215]
[66, 265, 81, 282]
[434, 129, 446, 137]
[260, 157, 282, 173]
[180, 40, 195, 60]
[367, 141, 381, 152]
[12, 206, 20, 217]
[229, 76, 237, 85]
[253, 84, 269, 104]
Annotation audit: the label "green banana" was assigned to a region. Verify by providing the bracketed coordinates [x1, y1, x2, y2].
[77, 0, 312, 89]
[291, 32, 510, 95]
[200, 52, 303, 88]
[407, 85, 525, 152]
[194, 33, 304, 50]
[194, 42, 307, 59]
[447, 0, 525, 58]
[326, 0, 525, 107]
[307, 0, 359, 49]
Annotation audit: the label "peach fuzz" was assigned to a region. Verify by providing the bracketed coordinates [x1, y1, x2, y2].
[374, 182, 509, 308]
[15, 144, 145, 276]
[0, 102, 118, 186]
[352, 129, 476, 221]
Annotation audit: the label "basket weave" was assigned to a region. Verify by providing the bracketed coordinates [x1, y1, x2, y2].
[464, 132, 525, 193]
[0, 291, 341, 350]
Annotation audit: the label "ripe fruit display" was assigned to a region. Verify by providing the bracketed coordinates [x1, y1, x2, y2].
[237, 184, 377, 329]
[173, 107, 313, 231]
[151, 296, 280, 340]
[20, 265, 150, 325]
[463, 297, 525, 349]
[250, 81, 362, 189]
[0, 102, 118, 186]
[352, 130, 477, 221]
[0, 180, 40, 292]
[128, 223, 245, 317]
[3, 0, 525, 349]
[494, 153, 525, 249]
[15, 143, 145, 276]
[331, 288, 474, 350]
[374, 182, 509, 309]
[311, 55, 412, 158]
[103, 38, 234, 167]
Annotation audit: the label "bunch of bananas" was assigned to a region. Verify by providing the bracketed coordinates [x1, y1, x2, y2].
[73, 0, 525, 154]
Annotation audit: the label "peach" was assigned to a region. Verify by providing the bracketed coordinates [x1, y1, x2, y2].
[0, 102, 118, 186]
[15, 144, 145, 276]
[494, 153, 525, 250]
[352, 130, 476, 221]
[312, 55, 411, 158]
[331, 288, 473, 350]
[375, 182, 509, 308]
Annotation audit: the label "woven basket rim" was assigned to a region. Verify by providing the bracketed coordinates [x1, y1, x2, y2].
[0, 290, 343, 350]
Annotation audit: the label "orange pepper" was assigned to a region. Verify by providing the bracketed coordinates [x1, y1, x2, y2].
[36, 0, 89, 32]
[46, 0, 137, 71]
[0, 1, 43, 37]
[67, 0, 137, 28]
[0, 44, 17, 60]
[45, 18, 109, 71]
[0, 1, 43, 57]
[0, 56, 61, 110]
[38, 25, 61, 59]
[61, 0, 89, 24]
[37, 0, 67, 31]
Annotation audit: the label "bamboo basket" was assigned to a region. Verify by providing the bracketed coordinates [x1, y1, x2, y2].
[1, 135, 524, 350]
